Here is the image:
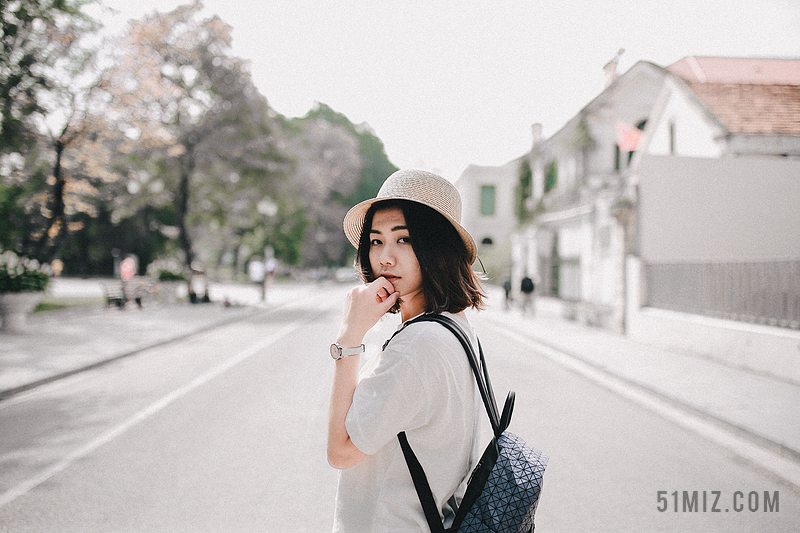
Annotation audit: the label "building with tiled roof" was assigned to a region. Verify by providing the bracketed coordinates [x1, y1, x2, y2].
[457, 55, 800, 382]
[667, 57, 800, 138]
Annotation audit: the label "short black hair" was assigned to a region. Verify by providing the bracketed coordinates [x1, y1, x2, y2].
[356, 199, 485, 314]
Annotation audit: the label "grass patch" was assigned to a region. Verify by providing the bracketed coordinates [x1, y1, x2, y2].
[34, 296, 106, 313]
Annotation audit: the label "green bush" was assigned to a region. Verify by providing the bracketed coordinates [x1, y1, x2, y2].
[157, 270, 187, 282]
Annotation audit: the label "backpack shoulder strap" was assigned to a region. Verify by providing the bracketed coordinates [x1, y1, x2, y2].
[394, 314, 515, 532]
[397, 431, 445, 532]
[407, 314, 503, 434]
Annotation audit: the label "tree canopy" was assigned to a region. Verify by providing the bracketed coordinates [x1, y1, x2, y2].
[0, 0, 108, 262]
[91, 1, 291, 274]
[0, 0, 98, 153]
[1, 1, 398, 277]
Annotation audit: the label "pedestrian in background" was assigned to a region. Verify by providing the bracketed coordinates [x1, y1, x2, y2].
[503, 277, 512, 310]
[327, 169, 486, 532]
[247, 257, 265, 285]
[521, 275, 535, 315]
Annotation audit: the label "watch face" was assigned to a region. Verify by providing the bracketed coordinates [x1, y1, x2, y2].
[330, 343, 342, 360]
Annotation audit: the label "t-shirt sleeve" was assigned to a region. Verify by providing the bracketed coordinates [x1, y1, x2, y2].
[345, 328, 436, 456]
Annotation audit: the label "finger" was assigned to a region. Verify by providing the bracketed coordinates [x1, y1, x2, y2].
[380, 288, 395, 303]
[368, 279, 388, 301]
[378, 290, 399, 310]
[389, 290, 399, 302]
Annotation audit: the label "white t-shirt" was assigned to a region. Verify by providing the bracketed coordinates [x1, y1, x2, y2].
[333, 312, 486, 533]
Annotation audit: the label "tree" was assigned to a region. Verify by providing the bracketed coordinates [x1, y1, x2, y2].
[98, 1, 289, 277]
[1, 0, 97, 153]
[282, 102, 397, 267]
[21, 111, 134, 263]
[0, 0, 106, 261]
[303, 103, 397, 206]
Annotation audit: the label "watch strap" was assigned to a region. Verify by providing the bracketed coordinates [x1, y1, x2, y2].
[331, 342, 365, 360]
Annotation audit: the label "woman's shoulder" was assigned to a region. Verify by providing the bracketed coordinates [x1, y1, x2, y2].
[394, 313, 474, 351]
[408, 312, 473, 333]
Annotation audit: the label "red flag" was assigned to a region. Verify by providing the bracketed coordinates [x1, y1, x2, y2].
[616, 121, 642, 152]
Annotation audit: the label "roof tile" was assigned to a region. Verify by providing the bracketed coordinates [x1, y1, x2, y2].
[667, 57, 800, 135]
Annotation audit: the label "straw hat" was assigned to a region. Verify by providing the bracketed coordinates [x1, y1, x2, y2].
[342, 169, 477, 263]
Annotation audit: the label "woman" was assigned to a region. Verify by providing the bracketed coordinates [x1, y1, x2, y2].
[327, 169, 486, 532]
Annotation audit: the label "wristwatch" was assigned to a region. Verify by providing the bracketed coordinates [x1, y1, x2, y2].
[330, 342, 365, 360]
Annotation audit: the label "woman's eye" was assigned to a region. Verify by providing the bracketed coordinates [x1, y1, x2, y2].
[370, 239, 382, 246]
[398, 236, 411, 244]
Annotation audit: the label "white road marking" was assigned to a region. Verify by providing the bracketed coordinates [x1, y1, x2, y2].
[0, 297, 334, 508]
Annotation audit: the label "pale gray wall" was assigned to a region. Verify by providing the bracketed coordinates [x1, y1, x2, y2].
[638, 155, 800, 263]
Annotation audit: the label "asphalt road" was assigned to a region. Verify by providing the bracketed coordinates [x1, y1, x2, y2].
[0, 283, 797, 532]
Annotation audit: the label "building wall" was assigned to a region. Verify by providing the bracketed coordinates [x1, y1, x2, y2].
[645, 79, 725, 158]
[579, 64, 668, 180]
[638, 154, 800, 263]
[557, 219, 586, 301]
[726, 134, 800, 157]
[589, 193, 626, 308]
[456, 161, 520, 254]
[516, 64, 668, 328]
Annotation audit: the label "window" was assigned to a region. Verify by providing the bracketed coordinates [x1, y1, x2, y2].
[669, 121, 676, 155]
[544, 161, 557, 193]
[480, 185, 495, 215]
[516, 159, 533, 221]
[629, 120, 647, 164]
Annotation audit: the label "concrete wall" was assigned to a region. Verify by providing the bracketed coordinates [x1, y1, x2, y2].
[631, 156, 800, 383]
[626, 256, 800, 385]
[638, 154, 800, 263]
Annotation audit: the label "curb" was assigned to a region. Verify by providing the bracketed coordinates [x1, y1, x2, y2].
[479, 312, 800, 471]
[531, 330, 800, 464]
[0, 305, 266, 402]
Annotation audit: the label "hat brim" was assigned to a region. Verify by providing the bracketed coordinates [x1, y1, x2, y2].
[343, 196, 477, 264]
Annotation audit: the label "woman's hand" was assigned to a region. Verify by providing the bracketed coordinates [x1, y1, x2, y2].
[336, 277, 399, 348]
[328, 277, 398, 469]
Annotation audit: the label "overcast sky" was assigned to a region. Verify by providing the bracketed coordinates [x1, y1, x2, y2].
[90, 0, 800, 181]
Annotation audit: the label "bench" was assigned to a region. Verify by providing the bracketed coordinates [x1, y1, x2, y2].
[103, 278, 150, 308]
[103, 281, 127, 308]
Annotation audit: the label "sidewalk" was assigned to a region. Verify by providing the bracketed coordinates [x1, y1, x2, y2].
[0, 279, 298, 399]
[477, 287, 800, 484]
